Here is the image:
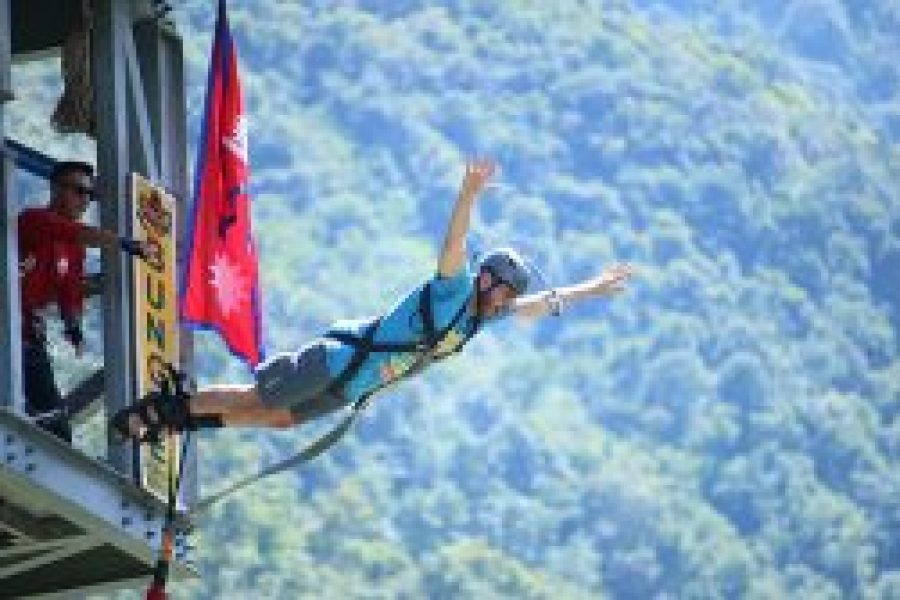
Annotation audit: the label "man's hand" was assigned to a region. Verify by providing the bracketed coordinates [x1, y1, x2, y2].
[63, 317, 85, 358]
[119, 238, 153, 261]
[584, 263, 636, 296]
[82, 273, 104, 297]
[459, 159, 496, 199]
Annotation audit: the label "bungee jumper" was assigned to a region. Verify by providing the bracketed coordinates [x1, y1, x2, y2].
[119, 159, 634, 600]
[111, 158, 635, 444]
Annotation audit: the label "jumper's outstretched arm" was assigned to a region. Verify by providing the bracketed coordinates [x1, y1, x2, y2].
[512, 263, 636, 319]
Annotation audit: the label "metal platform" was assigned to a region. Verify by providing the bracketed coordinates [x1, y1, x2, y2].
[0, 408, 195, 598]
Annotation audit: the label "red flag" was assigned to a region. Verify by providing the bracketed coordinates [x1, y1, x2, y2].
[181, 0, 263, 368]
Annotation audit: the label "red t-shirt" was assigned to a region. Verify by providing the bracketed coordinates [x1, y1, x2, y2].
[18, 207, 88, 342]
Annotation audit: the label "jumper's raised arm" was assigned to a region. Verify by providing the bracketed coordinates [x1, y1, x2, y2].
[437, 159, 495, 277]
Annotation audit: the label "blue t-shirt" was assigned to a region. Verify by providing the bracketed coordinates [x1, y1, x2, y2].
[323, 265, 479, 403]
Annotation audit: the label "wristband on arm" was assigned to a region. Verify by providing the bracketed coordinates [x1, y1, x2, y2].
[546, 289, 564, 317]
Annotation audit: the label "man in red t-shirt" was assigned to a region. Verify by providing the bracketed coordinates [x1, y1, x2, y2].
[19, 161, 149, 441]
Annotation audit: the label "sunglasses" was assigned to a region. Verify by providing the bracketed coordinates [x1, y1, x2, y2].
[61, 182, 96, 199]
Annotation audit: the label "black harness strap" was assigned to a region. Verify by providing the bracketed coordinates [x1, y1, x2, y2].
[323, 319, 381, 396]
[420, 282, 438, 348]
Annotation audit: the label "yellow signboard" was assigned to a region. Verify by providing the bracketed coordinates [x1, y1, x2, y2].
[131, 173, 180, 502]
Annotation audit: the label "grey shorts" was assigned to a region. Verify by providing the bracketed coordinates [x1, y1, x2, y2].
[255, 341, 349, 420]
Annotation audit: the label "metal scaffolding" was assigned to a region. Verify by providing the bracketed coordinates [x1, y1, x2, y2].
[0, 0, 196, 595]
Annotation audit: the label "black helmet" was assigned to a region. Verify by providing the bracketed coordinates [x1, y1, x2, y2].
[478, 247, 529, 295]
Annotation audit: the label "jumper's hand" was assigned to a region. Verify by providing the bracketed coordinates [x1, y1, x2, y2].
[586, 263, 636, 296]
[460, 159, 496, 199]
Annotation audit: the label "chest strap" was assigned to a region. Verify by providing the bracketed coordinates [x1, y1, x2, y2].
[324, 280, 478, 396]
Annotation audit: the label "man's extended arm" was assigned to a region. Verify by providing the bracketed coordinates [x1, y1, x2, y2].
[19, 209, 150, 256]
[512, 263, 635, 319]
[437, 159, 495, 278]
[75, 223, 149, 258]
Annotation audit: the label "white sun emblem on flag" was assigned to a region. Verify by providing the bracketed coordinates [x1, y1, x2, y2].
[209, 251, 249, 317]
[222, 115, 248, 165]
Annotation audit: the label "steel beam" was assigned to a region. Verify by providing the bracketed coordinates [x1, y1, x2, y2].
[0, 0, 11, 101]
[0, 539, 67, 559]
[166, 26, 198, 505]
[0, 409, 194, 567]
[0, 1, 23, 415]
[133, 16, 196, 506]
[124, 21, 160, 183]
[0, 410, 197, 595]
[0, 533, 95, 580]
[0, 155, 22, 414]
[93, 0, 138, 477]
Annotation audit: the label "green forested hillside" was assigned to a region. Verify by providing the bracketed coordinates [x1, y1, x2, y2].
[7, 1, 900, 598]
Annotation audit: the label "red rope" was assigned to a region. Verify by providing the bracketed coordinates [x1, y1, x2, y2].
[144, 419, 183, 600]
[146, 581, 167, 600]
